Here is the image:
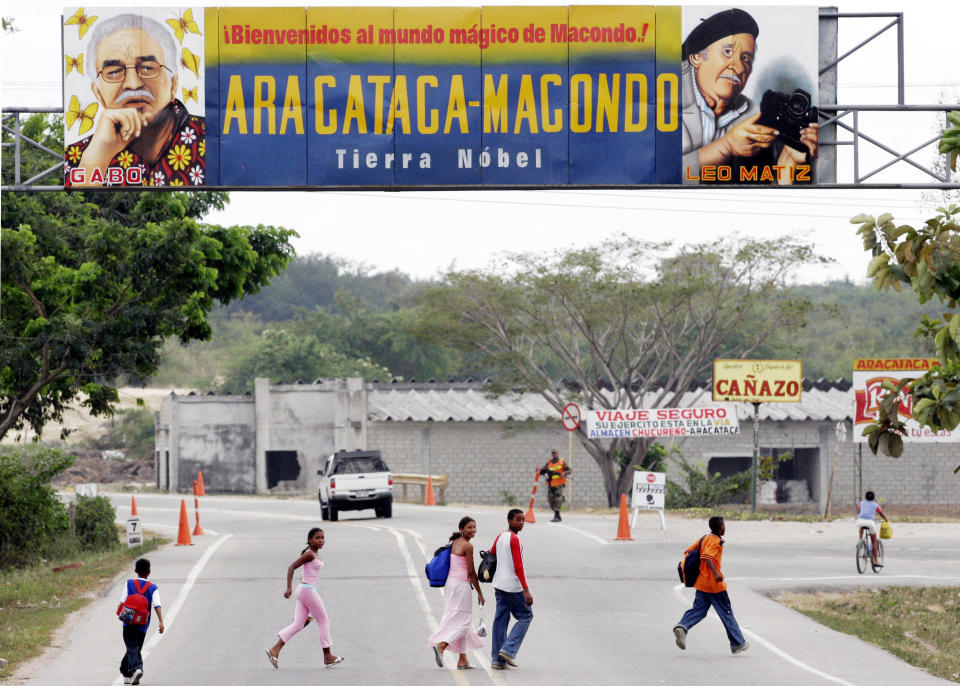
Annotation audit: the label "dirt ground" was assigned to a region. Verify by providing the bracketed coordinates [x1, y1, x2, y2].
[50, 453, 156, 488]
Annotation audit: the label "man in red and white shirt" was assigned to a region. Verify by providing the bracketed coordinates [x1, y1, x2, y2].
[489, 509, 533, 669]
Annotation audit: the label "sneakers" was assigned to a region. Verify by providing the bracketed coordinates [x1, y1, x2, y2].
[497, 651, 518, 667]
[490, 664, 506, 670]
[551, 512, 562, 522]
[673, 626, 687, 650]
[123, 679, 132, 685]
[732, 641, 750, 654]
[130, 669, 143, 684]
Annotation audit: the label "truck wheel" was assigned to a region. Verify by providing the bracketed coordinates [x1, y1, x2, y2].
[328, 503, 339, 522]
[381, 502, 392, 518]
[320, 501, 329, 521]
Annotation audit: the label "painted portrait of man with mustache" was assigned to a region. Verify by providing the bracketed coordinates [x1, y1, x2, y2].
[680, 7, 818, 185]
[65, 12, 205, 187]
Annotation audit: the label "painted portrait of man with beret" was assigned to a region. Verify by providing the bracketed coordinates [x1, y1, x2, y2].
[681, 7, 818, 184]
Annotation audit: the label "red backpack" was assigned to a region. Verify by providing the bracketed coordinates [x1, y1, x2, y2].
[116, 579, 152, 626]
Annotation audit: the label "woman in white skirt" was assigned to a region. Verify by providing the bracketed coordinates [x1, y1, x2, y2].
[429, 516, 485, 669]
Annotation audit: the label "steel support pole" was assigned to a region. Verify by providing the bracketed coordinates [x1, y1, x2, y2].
[897, 14, 904, 105]
[751, 402, 761, 513]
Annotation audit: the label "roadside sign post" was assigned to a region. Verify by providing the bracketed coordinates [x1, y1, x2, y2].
[126, 516, 142, 548]
[631, 471, 666, 530]
[713, 359, 803, 513]
[751, 402, 760, 513]
[561, 403, 581, 508]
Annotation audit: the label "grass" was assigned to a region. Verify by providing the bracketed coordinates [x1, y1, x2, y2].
[671, 507, 829, 522]
[0, 529, 168, 678]
[777, 587, 960, 683]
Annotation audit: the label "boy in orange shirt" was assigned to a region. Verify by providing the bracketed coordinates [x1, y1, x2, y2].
[672, 516, 749, 654]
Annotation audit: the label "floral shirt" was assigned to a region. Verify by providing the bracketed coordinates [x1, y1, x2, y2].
[65, 100, 205, 187]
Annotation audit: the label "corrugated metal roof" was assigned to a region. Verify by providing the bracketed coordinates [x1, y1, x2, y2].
[367, 384, 854, 423]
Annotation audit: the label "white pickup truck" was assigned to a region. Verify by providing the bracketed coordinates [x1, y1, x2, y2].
[318, 450, 393, 521]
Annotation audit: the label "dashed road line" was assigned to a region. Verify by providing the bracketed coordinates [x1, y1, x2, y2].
[551, 523, 611, 545]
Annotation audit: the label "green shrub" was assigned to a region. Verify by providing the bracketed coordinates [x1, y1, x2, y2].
[86, 408, 156, 461]
[665, 452, 751, 509]
[73, 495, 119, 551]
[0, 447, 73, 567]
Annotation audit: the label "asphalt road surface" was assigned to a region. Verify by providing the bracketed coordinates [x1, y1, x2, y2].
[12, 494, 960, 686]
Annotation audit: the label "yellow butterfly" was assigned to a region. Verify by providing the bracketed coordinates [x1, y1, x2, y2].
[65, 54, 84, 75]
[66, 95, 98, 135]
[64, 8, 97, 39]
[166, 9, 201, 44]
[182, 86, 198, 103]
[181, 47, 201, 79]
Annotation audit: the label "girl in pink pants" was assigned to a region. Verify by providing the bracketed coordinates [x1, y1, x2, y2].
[265, 528, 343, 669]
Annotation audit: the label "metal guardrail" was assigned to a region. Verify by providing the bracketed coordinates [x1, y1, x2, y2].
[393, 473, 448, 505]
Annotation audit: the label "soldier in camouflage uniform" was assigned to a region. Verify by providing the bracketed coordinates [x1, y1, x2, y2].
[540, 449, 571, 522]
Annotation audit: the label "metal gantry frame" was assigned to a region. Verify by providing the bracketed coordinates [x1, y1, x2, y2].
[2, 9, 958, 192]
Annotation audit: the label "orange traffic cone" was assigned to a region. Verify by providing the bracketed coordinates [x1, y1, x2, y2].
[524, 470, 540, 523]
[130, 496, 139, 516]
[192, 494, 205, 536]
[197, 471, 207, 496]
[424, 476, 436, 506]
[175, 499, 193, 546]
[614, 493, 633, 541]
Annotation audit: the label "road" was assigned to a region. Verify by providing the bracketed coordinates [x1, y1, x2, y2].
[11, 494, 960, 686]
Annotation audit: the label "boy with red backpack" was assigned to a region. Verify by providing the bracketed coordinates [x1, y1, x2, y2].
[118, 558, 164, 684]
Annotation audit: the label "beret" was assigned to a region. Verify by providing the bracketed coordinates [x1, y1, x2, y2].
[682, 8, 759, 60]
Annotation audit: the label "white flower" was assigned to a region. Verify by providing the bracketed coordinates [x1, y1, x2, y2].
[180, 126, 197, 145]
[189, 165, 204, 185]
[152, 170, 166, 186]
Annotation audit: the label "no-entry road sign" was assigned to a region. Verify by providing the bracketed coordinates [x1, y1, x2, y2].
[561, 403, 581, 432]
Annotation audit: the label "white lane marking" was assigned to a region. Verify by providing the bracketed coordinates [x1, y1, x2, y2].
[730, 574, 960, 583]
[349, 522, 503, 686]
[551, 523, 611, 545]
[672, 584, 857, 686]
[111, 534, 233, 686]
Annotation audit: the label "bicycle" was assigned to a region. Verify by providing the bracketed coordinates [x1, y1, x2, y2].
[856, 523, 884, 574]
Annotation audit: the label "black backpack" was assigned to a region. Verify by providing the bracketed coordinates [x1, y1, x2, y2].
[677, 536, 708, 587]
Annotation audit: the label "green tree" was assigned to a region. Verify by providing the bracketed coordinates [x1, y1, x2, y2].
[853, 112, 960, 461]
[415, 235, 827, 505]
[1, 120, 297, 439]
[219, 328, 392, 393]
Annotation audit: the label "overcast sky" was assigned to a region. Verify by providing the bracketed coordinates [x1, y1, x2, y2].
[3, 0, 958, 282]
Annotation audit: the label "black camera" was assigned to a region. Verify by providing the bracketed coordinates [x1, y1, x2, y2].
[757, 88, 818, 153]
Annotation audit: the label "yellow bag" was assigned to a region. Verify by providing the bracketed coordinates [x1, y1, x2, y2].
[879, 521, 893, 539]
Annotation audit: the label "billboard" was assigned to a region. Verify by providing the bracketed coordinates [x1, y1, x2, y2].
[585, 406, 739, 439]
[62, 5, 819, 189]
[853, 358, 959, 443]
[713, 359, 802, 403]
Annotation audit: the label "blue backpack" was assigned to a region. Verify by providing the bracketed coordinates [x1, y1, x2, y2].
[425, 544, 452, 587]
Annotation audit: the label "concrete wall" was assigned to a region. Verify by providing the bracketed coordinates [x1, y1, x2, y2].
[158, 394, 256, 493]
[368, 421, 607, 508]
[156, 382, 960, 510]
[257, 379, 367, 494]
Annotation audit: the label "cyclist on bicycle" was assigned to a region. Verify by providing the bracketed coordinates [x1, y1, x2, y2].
[856, 491, 889, 567]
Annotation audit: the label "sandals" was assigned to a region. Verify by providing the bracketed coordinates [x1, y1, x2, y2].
[432, 645, 444, 668]
[264, 649, 278, 670]
[324, 656, 344, 668]
[457, 664, 476, 670]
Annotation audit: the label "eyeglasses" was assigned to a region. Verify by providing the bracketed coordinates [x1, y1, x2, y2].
[97, 59, 170, 83]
